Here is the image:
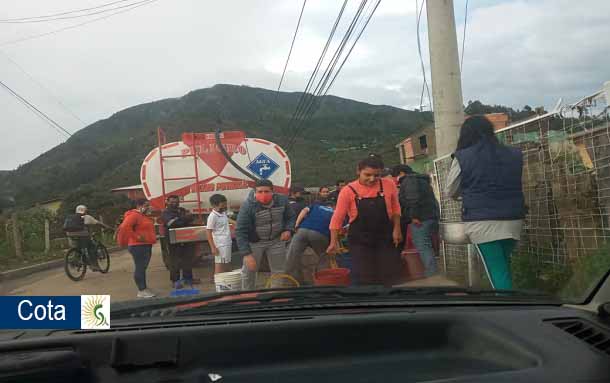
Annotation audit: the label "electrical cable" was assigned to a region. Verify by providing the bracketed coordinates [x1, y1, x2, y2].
[0, 0, 159, 47]
[0, 50, 86, 125]
[286, 0, 381, 153]
[282, 0, 365, 148]
[280, 0, 348, 145]
[0, 0, 135, 21]
[279, 0, 349, 146]
[274, 0, 307, 104]
[460, 0, 469, 71]
[0, 79, 72, 138]
[416, 0, 432, 111]
[0, 0, 153, 24]
[286, 0, 373, 151]
[284, 0, 370, 151]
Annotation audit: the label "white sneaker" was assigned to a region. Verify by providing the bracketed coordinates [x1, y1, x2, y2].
[137, 289, 156, 298]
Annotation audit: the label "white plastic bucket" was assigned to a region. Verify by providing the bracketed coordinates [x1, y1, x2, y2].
[214, 269, 243, 292]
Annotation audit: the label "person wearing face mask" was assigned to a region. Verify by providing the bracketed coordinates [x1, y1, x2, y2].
[161, 195, 196, 290]
[118, 199, 157, 298]
[327, 154, 403, 287]
[236, 179, 296, 290]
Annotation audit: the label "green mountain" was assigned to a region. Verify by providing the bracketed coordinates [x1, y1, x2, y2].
[2, 84, 432, 207]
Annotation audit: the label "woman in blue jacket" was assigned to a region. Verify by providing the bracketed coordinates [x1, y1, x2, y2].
[446, 116, 525, 290]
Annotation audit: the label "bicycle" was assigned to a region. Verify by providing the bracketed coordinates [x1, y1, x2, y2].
[64, 233, 111, 281]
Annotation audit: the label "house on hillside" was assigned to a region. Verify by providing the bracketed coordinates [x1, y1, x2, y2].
[33, 198, 63, 214]
[396, 113, 510, 168]
[396, 125, 436, 166]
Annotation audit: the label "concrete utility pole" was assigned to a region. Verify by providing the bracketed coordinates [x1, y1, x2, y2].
[426, 0, 464, 157]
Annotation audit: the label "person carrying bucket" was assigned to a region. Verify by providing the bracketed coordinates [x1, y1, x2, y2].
[285, 197, 339, 284]
[392, 164, 440, 277]
[446, 115, 525, 290]
[236, 179, 296, 290]
[327, 154, 403, 287]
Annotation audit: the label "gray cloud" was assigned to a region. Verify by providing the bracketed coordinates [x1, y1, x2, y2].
[0, 0, 608, 170]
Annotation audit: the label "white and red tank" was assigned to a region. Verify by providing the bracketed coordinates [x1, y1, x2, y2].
[140, 130, 291, 215]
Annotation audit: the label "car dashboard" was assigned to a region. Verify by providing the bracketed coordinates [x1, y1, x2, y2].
[1, 304, 610, 382]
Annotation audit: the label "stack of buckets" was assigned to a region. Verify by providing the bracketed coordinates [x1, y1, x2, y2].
[214, 269, 243, 292]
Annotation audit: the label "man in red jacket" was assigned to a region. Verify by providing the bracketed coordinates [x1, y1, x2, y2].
[119, 199, 157, 298]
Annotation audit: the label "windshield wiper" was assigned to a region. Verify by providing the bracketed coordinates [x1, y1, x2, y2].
[113, 286, 557, 319]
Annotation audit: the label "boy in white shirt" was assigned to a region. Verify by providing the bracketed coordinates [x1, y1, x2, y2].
[206, 194, 234, 274]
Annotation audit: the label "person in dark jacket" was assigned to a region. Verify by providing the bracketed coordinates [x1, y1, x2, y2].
[236, 179, 296, 290]
[328, 180, 346, 201]
[446, 115, 525, 290]
[161, 195, 196, 290]
[288, 185, 307, 217]
[392, 164, 439, 277]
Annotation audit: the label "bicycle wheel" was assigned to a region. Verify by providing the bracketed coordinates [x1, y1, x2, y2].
[96, 243, 111, 273]
[65, 248, 87, 281]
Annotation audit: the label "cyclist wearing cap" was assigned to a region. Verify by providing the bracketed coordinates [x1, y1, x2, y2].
[64, 205, 112, 271]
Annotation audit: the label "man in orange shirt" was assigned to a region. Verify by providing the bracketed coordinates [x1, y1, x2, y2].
[327, 155, 403, 286]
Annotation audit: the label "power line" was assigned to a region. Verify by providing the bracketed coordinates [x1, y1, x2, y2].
[416, 0, 432, 111]
[289, 0, 381, 151]
[283, 0, 368, 148]
[0, 49, 86, 125]
[285, 0, 369, 152]
[0, 0, 134, 21]
[285, 0, 370, 150]
[286, 0, 382, 153]
[460, 0, 469, 71]
[282, 0, 348, 142]
[279, 0, 349, 146]
[274, 0, 307, 103]
[0, 79, 72, 138]
[0, 0, 153, 24]
[0, 0, 159, 47]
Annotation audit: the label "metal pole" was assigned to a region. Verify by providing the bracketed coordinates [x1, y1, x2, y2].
[426, 0, 464, 157]
[467, 244, 481, 288]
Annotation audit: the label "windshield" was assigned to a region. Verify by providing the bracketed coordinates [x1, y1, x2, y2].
[1, 0, 609, 320]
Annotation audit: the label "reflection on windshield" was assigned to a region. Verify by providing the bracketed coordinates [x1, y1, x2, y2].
[3, 98, 610, 305]
[1, 2, 609, 312]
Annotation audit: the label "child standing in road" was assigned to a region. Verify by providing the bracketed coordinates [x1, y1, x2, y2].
[206, 194, 233, 274]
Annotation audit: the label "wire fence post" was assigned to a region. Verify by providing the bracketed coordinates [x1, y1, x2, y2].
[44, 218, 51, 253]
[11, 212, 23, 258]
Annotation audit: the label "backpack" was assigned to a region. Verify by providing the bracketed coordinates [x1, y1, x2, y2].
[63, 214, 85, 232]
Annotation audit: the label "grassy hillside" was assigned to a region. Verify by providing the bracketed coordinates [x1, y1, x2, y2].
[2, 84, 432, 206]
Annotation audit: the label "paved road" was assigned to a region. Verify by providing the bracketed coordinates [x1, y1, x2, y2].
[2, 245, 218, 302]
[2, 245, 458, 303]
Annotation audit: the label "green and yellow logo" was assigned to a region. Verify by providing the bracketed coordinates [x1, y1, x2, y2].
[82, 295, 109, 328]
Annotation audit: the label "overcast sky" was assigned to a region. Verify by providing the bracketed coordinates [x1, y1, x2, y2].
[1, 0, 609, 170]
